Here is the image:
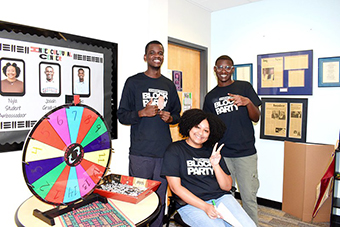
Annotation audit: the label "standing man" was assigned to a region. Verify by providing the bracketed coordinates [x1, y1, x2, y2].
[203, 55, 261, 225]
[117, 40, 181, 227]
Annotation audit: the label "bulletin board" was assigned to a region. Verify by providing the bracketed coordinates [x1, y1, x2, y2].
[260, 98, 308, 142]
[0, 21, 117, 152]
[257, 50, 313, 95]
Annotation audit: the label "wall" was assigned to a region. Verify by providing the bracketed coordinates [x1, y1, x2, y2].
[211, 0, 340, 202]
[0, 0, 212, 226]
[0, 0, 167, 226]
[168, 0, 212, 88]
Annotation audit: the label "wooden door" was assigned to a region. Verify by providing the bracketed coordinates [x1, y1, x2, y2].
[168, 43, 201, 142]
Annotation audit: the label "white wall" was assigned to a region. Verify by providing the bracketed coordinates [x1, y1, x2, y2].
[211, 0, 340, 202]
[0, 0, 212, 226]
[0, 0, 168, 226]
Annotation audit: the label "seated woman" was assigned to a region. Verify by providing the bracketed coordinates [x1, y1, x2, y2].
[161, 109, 255, 227]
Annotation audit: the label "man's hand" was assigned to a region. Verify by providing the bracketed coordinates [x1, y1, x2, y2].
[138, 99, 158, 117]
[159, 110, 173, 123]
[228, 93, 250, 107]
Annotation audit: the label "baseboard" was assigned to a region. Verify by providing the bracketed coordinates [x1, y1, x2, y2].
[235, 192, 282, 210]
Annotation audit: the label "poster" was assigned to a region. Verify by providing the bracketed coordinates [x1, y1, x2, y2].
[0, 21, 117, 152]
[0, 37, 104, 136]
[182, 92, 192, 111]
[172, 70, 182, 91]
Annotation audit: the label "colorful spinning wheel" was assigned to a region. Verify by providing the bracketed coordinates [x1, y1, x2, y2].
[22, 103, 112, 205]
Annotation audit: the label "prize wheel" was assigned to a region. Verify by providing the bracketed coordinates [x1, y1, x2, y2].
[22, 103, 112, 206]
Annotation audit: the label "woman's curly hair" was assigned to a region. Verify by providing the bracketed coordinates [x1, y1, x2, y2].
[178, 108, 226, 147]
[2, 62, 21, 78]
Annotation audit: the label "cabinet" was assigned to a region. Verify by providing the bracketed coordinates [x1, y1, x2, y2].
[331, 141, 340, 226]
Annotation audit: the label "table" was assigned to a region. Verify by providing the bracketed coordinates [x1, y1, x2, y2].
[15, 192, 161, 227]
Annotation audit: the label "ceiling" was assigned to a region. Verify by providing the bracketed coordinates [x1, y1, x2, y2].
[185, 0, 262, 12]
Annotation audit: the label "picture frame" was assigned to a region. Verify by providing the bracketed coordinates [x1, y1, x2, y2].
[39, 62, 61, 97]
[0, 57, 25, 96]
[260, 98, 308, 142]
[318, 57, 340, 87]
[72, 65, 91, 97]
[257, 50, 313, 95]
[233, 63, 253, 84]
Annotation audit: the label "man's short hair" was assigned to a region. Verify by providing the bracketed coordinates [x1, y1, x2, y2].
[145, 40, 164, 55]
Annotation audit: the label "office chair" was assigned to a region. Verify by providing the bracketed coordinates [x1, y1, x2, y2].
[163, 186, 237, 227]
[163, 192, 190, 227]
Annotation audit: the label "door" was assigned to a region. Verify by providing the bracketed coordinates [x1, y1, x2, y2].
[168, 43, 201, 142]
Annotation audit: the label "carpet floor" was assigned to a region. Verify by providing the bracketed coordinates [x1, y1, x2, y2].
[166, 203, 330, 227]
[257, 204, 329, 227]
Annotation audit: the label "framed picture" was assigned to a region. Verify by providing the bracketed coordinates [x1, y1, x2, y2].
[72, 66, 91, 97]
[233, 63, 253, 84]
[0, 58, 25, 96]
[260, 98, 308, 142]
[257, 50, 313, 95]
[318, 57, 340, 87]
[39, 62, 61, 97]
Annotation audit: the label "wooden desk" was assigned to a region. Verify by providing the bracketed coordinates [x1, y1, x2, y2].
[15, 193, 160, 227]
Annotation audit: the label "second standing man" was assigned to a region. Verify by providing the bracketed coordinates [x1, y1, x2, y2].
[203, 55, 261, 225]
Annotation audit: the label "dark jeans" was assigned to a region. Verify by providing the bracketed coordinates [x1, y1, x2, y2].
[129, 154, 167, 227]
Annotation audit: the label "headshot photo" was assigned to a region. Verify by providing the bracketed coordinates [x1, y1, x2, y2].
[72, 66, 90, 97]
[0, 58, 25, 96]
[39, 62, 61, 97]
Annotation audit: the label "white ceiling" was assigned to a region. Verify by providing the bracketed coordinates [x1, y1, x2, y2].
[185, 0, 262, 12]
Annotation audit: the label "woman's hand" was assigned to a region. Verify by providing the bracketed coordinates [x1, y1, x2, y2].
[203, 203, 222, 219]
[210, 143, 224, 167]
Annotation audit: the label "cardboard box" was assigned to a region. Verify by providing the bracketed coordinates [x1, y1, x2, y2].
[282, 141, 334, 222]
[94, 174, 161, 204]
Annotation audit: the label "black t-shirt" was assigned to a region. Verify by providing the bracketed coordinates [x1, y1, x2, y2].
[161, 140, 231, 202]
[117, 73, 181, 158]
[203, 81, 261, 157]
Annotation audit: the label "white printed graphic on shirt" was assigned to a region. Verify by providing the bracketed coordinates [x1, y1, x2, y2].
[214, 96, 238, 115]
[142, 88, 168, 108]
[187, 157, 213, 175]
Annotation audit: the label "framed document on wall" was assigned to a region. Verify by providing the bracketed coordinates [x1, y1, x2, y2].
[260, 98, 308, 142]
[318, 57, 340, 87]
[233, 63, 253, 84]
[257, 50, 313, 95]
